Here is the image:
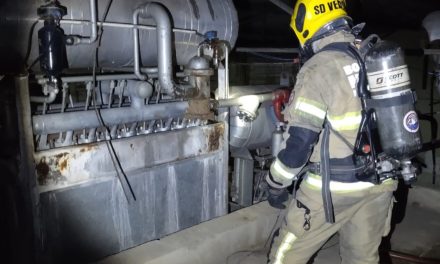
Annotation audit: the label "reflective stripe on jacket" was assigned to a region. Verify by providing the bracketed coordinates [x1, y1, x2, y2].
[283, 31, 363, 163]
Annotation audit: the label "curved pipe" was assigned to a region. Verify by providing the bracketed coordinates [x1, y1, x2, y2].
[217, 93, 274, 122]
[30, 89, 58, 103]
[133, 2, 175, 94]
[217, 93, 274, 108]
[236, 95, 261, 121]
[68, 0, 97, 45]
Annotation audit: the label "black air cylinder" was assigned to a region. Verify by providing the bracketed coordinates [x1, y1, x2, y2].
[38, 21, 67, 79]
[37, 1, 68, 80]
[365, 41, 421, 159]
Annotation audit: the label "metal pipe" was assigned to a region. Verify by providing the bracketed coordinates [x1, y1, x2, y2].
[32, 101, 189, 135]
[60, 84, 68, 113]
[133, 3, 175, 94]
[108, 81, 116, 108]
[110, 125, 118, 139]
[269, 0, 294, 15]
[85, 82, 92, 111]
[69, 0, 98, 45]
[133, 8, 147, 80]
[37, 72, 185, 85]
[143, 2, 175, 95]
[30, 90, 58, 104]
[102, 67, 159, 74]
[236, 47, 301, 54]
[141, 67, 158, 74]
[62, 130, 74, 146]
[38, 74, 139, 84]
[224, 43, 230, 99]
[217, 93, 274, 108]
[57, 19, 197, 34]
[88, 127, 97, 142]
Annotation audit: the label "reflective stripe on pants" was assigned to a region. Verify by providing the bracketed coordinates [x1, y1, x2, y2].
[268, 180, 397, 264]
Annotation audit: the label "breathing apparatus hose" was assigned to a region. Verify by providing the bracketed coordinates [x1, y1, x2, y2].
[318, 42, 372, 223]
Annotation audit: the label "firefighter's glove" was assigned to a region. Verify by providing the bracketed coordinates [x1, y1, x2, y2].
[267, 186, 289, 209]
[265, 171, 289, 209]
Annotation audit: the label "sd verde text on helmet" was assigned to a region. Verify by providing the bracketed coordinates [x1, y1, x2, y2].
[291, 0, 351, 47]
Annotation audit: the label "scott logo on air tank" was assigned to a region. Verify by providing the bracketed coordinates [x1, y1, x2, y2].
[376, 72, 404, 85]
[314, 0, 346, 15]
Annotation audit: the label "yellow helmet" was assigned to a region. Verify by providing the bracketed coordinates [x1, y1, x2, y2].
[291, 0, 349, 46]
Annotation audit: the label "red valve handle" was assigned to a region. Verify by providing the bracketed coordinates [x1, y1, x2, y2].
[272, 89, 291, 123]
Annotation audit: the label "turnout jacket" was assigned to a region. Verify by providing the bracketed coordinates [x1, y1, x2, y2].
[273, 31, 366, 185]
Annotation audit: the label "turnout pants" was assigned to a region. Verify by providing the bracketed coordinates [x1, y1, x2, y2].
[268, 176, 397, 264]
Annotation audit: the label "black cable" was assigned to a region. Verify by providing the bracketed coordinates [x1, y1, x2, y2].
[27, 55, 42, 71]
[263, 210, 283, 248]
[91, 0, 136, 202]
[25, 20, 39, 68]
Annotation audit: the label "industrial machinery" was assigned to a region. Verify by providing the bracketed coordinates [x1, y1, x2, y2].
[1, 0, 290, 262]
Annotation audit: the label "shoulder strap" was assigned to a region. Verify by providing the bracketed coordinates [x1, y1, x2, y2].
[319, 42, 369, 100]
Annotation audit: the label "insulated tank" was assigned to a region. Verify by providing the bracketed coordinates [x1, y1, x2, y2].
[228, 86, 278, 150]
[365, 41, 422, 159]
[0, 0, 238, 71]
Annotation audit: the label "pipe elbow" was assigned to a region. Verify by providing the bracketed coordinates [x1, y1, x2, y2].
[68, 0, 98, 45]
[30, 89, 59, 104]
[138, 3, 171, 27]
[237, 95, 260, 122]
[135, 2, 174, 94]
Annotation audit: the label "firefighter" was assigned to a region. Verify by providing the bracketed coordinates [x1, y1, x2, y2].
[266, 0, 397, 263]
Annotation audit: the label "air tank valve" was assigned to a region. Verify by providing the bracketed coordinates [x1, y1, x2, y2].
[37, 1, 68, 83]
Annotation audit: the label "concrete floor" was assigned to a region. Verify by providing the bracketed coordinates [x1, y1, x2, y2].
[98, 181, 440, 264]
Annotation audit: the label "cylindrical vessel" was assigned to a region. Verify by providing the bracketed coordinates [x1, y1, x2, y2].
[0, 0, 238, 71]
[38, 21, 67, 78]
[228, 85, 279, 150]
[365, 41, 422, 159]
[271, 124, 284, 158]
[230, 104, 277, 149]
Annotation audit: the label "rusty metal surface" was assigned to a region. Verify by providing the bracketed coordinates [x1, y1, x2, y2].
[36, 122, 228, 263]
[34, 122, 225, 193]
